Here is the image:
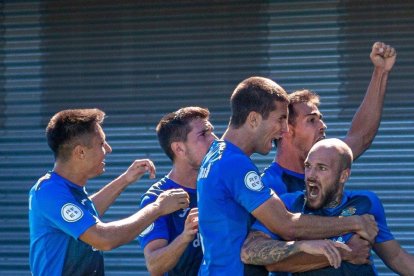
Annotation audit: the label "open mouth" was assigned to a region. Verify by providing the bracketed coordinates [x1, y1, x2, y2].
[307, 181, 320, 199]
[316, 135, 326, 143]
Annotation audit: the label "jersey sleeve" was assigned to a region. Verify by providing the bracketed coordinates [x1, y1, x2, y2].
[224, 156, 273, 213]
[137, 194, 170, 249]
[35, 184, 98, 239]
[261, 165, 287, 195]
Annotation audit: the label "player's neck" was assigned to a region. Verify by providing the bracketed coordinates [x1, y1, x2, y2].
[53, 161, 88, 187]
[276, 143, 306, 174]
[222, 127, 255, 156]
[168, 164, 198, 189]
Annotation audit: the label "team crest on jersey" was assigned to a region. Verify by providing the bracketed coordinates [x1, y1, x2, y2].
[244, 171, 263, 191]
[139, 223, 154, 237]
[61, 203, 83, 222]
[341, 206, 356, 217]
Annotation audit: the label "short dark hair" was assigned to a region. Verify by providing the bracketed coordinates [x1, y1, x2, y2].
[46, 108, 105, 161]
[156, 106, 210, 161]
[288, 89, 320, 125]
[229, 76, 289, 128]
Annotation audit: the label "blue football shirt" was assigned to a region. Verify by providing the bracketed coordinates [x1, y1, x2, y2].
[261, 162, 305, 195]
[29, 172, 102, 276]
[138, 177, 202, 276]
[197, 140, 273, 275]
[252, 190, 394, 275]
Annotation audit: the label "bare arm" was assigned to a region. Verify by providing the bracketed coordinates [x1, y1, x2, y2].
[251, 195, 378, 242]
[374, 240, 414, 275]
[143, 208, 198, 275]
[80, 189, 189, 251]
[267, 234, 372, 272]
[344, 42, 396, 160]
[243, 233, 370, 273]
[265, 252, 329, 273]
[241, 231, 350, 269]
[91, 159, 156, 216]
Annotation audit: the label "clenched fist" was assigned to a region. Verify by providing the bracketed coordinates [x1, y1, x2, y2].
[370, 41, 396, 72]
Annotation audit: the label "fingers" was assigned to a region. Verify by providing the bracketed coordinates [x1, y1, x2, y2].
[372, 41, 397, 58]
[133, 159, 156, 178]
[157, 188, 190, 214]
[323, 241, 342, 269]
[168, 188, 190, 208]
[333, 241, 351, 252]
[358, 214, 378, 245]
[372, 41, 386, 54]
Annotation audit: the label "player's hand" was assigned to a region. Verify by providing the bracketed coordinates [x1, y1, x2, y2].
[341, 234, 371, 265]
[355, 214, 378, 244]
[370, 42, 397, 72]
[156, 188, 189, 215]
[122, 159, 156, 184]
[181, 208, 199, 243]
[298, 239, 351, 269]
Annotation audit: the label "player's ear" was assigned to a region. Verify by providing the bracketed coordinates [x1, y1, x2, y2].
[247, 111, 261, 129]
[171, 141, 185, 157]
[73, 144, 86, 160]
[339, 168, 350, 184]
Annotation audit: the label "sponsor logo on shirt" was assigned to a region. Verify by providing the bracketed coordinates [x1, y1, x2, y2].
[178, 207, 191, 218]
[198, 163, 211, 180]
[139, 223, 154, 237]
[340, 206, 356, 216]
[193, 233, 201, 247]
[61, 203, 84, 222]
[244, 171, 263, 191]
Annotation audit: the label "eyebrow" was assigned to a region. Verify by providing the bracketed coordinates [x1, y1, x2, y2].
[306, 112, 323, 119]
[197, 124, 213, 135]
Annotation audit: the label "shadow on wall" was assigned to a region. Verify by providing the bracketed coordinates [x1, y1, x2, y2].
[337, 0, 414, 122]
[39, 1, 271, 128]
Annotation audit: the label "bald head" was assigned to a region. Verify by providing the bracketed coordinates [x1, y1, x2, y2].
[308, 138, 353, 171]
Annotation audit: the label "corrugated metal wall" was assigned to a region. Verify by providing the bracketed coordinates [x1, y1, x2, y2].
[0, 1, 413, 275]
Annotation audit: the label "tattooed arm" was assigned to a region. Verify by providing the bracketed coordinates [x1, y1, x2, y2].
[241, 231, 350, 270]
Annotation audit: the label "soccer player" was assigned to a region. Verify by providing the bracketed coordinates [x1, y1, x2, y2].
[29, 108, 189, 275]
[243, 138, 414, 275]
[262, 42, 396, 195]
[197, 77, 378, 275]
[139, 107, 216, 275]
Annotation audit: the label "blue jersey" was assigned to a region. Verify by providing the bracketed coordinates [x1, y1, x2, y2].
[197, 140, 273, 275]
[261, 162, 305, 195]
[138, 177, 202, 276]
[252, 190, 394, 275]
[29, 172, 103, 276]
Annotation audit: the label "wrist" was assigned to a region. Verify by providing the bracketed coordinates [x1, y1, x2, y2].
[178, 231, 194, 244]
[117, 172, 135, 187]
[150, 201, 164, 217]
[373, 66, 390, 75]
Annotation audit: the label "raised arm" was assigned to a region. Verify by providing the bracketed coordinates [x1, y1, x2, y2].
[374, 240, 414, 275]
[344, 42, 396, 159]
[81, 188, 188, 251]
[252, 195, 378, 243]
[143, 208, 198, 275]
[91, 159, 156, 216]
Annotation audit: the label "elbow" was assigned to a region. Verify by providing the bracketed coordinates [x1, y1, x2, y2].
[240, 247, 249, 264]
[146, 260, 164, 276]
[92, 239, 117, 251]
[279, 228, 296, 241]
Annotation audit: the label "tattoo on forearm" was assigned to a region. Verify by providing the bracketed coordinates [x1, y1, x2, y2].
[241, 231, 299, 265]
